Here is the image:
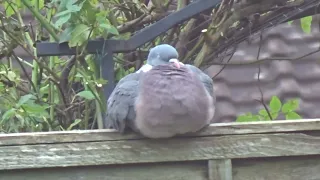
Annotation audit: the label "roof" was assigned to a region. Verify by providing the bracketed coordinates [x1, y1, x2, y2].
[205, 15, 320, 122]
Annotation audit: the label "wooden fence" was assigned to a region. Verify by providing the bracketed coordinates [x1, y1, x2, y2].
[0, 119, 319, 179]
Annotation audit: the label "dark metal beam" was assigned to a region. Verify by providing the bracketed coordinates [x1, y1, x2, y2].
[101, 48, 115, 100]
[36, 0, 221, 56]
[286, 4, 320, 22]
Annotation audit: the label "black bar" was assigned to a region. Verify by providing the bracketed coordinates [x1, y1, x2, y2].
[101, 49, 115, 102]
[36, 0, 221, 56]
[285, 4, 320, 22]
[123, 0, 221, 52]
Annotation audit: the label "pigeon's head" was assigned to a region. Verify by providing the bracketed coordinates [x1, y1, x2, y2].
[147, 44, 182, 68]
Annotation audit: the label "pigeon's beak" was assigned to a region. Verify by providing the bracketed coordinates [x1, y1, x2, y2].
[169, 58, 182, 68]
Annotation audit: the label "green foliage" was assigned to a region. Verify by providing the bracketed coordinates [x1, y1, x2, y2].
[53, 0, 119, 47]
[288, 15, 313, 34]
[1, 0, 157, 133]
[300, 16, 312, 34]
[236, 96, 302, 122]
[0, 0, 124, 133]
[0, 66, 50, 132]
[76, 90, 96, 100]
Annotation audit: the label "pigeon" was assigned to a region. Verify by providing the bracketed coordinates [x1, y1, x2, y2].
[135, 64, 215, 138]
[104, 44, 181, 133]
[105, 44, 215, 138]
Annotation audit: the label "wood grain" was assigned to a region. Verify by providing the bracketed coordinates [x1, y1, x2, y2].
[208, 159, 233, 180]
[0, 161, 207, 180]
[1, 133, 319, 170]
[233, 156, 320, 180]
[0, 119, 319, 146]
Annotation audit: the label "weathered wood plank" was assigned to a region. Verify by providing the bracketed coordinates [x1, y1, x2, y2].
[233, 156, 320, 180]
[1, 133, 319, 170]
[0, 119, 319, 146]
[208, 159, 233, 180]
[0, 161, 207, 180]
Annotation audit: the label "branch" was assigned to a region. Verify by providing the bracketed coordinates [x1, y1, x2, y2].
[10, 52, 38, 92]
[1, 24, 61, 81]
[256, 31, 272, 120]
[255, 65, 273, 120]
[20, 0, 59, 41]
[209, 48, 320, 66]
[212, 46, 237, 79]
[0, 79, 29, 94]
[194, 0, 305, 66]
[117, 14, 148, 33]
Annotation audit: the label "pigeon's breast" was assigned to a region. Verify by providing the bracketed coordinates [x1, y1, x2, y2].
[134, 64, 213, 138]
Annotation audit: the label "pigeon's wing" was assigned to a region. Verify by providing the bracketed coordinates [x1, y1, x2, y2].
[104, 72, 142, 133]
[184, 64, 214, 97]
[184, 64, 216, 122]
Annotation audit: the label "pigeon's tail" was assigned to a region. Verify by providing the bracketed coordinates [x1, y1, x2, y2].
[104, 112, 128, 134]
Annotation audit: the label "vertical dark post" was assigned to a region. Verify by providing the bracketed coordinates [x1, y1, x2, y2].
[100, 48, 115, 128]
[101, 48, 115, 107]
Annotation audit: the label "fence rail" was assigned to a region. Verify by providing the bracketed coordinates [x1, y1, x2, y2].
[0, 119, 320, 179]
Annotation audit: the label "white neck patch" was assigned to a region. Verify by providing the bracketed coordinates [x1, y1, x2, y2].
[136, 64, 153, 73]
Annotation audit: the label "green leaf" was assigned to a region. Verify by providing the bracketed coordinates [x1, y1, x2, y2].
[67, 119, 82, 130]
[300, 16, 312, 34]
[66, 0, 86, 12]
[0, 83, 4, 91]
[259, 109, 268, 116]
[258, 109, 272, 120]
[21, 103, 49, 116]
[95, 78, 108, 85]
[69, 24, 91, 47]
[236, 113, 259, 122]
[40, 84, 50, 95]
[2, 108, 16, 121]
[281, 99, 299, 113]
[99, 24, 119, 35]
[128, 67, 136, 73]
[30, 0, 45, 9]
[17, 94, 36, 106]
[287, 21, 293, 25]
[76, 90, 95, 100]
[236, 115, 249, 122]
[269, 96, 282, 112]
[285, 111, 302, 120]
[251, 115, 260, 121]
[59, 26, 75, 43]
[7, 71, 16, 81]
[15, 114, 25, 126]
[270, 111, 278, 120]
[54, 9, 72, 17]
[116, 67, 126, 81]
[56, 0, 69, 12]
[96, 12, 119, 35]
[4, 1, 17, 17]
[54, 13, 72, 28]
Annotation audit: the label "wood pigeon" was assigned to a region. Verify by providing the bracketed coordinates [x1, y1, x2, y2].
[104, 44, 215, 138]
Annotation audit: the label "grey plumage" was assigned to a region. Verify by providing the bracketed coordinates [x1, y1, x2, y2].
[135, 64, 214, 138]
[105, 44, 215, 138]
[105, 72, 142, 133]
